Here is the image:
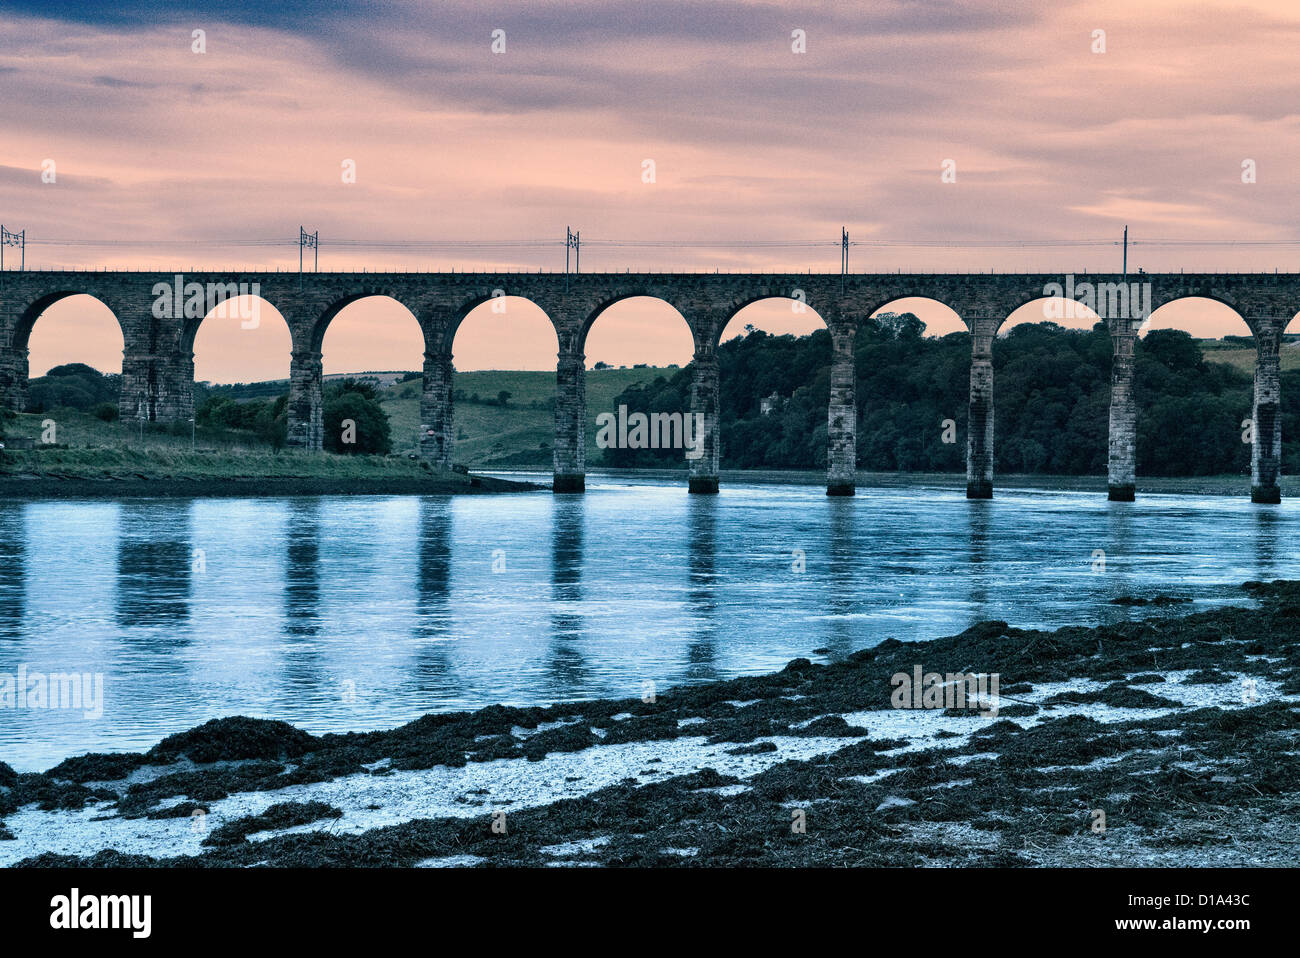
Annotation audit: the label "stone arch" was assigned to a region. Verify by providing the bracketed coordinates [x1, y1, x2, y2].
[316, 294, 425, 378]
[447, 292, 559, 369]
[1142, 295, 1254, 340]
[998, 296, 1104, 337]
[991, 297, 1110, 480]
[4, 291, 127, 413]
[15, 290, 127, 355]
[684, 292, 850, 495]
[868, 296, 967, 338]
[579, 293, 694, 368]
[181, 292, 285, 356]
[715, 293, 830, 352]
[308, 289, 424, 355]
[1149, 285, 1244, 318]
[182, 292, 293, 382]
[860, 288, 973, 331]
[1110, 295, 1259, 501]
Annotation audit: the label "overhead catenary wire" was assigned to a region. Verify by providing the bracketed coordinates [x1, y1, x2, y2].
[16, 235, 1300, 251]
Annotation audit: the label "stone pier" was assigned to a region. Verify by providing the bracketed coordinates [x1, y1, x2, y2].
[1251, 326, 1282, 504]
[689, 351, 720, 494]
[420, 350, 455, 469]
[286, 350, 324, 450]
[553, 349, 586, 492]
[966, 322, 994, 499]
[117, 306, 193, 423]
[0, 335, 26, 413]
[1107, 324, 1138, 501]
[826, 322, 857, 496]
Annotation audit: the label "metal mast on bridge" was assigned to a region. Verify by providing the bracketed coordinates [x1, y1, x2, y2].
[299, 226, 318, 287]
[565, 226, 581, 289]
[0, 225, 25, 272]
[566, 226, 581, 273]
[841, 227, 849, 290]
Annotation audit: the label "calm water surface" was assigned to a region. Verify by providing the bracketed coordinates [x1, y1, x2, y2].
[1, 475, 1294, 770]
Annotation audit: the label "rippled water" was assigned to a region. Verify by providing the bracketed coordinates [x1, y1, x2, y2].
[0, 474, 1294, 770]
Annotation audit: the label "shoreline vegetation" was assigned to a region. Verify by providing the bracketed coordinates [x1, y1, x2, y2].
[0, 443, 1288, 501]
[0, 448, 543, 497]
[0, 459, 1291, 499]
[3, 581, 1298, 867]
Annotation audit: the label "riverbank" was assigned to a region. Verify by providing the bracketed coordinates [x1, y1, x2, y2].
[0, 474, 541, 499]
[580, 468, 1297, 499]
[0, 447, 543, 497]
[3, 580, 1297, 867]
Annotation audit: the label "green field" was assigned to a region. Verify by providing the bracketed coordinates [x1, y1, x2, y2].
[0, 417, 438, 481]
[1199, 340, 1300, 375]
[0, 366, 679, 475]
[381, 367, 677, 466]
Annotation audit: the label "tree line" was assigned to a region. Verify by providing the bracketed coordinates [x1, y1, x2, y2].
[601, 314, 1283, 476]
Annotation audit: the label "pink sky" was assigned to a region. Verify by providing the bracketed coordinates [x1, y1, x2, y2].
[3, 1, 1299, 381]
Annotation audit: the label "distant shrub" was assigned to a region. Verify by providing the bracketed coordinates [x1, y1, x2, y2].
[26, 363, 119, 414]
[197, 393, 287, 449]
[323, 381, 391, 455]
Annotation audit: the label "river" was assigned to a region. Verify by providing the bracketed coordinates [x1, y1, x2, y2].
[0, 474, 1293, 770]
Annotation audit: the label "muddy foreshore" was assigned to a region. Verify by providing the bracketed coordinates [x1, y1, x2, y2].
[0, 473, 542, 499]
[3, 582, 1299, 867]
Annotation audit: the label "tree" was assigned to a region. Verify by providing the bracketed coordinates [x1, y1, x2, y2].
[25, 363, 120, 413]
[195, 393, 287, 448]
[323, 382, 391, 454]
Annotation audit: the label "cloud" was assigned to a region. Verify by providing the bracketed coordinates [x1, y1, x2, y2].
[2, 0, 1298, 377]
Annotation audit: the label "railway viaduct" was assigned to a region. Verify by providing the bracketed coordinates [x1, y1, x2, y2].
[1, 270, 1297, 502]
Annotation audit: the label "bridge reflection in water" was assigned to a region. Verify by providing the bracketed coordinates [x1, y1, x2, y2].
[0, 477, 1295, 771]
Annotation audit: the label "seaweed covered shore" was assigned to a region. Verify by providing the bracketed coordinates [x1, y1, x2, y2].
[4, 582, 1300, 867]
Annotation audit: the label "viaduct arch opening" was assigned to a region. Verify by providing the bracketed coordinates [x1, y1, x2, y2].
[994, 299, 1107, 478]
[704, 296, 837, 493]
[1132, 298, 1257, 495]
[319, 296, 423, 456]
[860, 297, 971, 488]
[188, 294, 292, 449]
[442, 296, 558, 473]
[12, 294, 124, 426]
[581, 295, 693, 479]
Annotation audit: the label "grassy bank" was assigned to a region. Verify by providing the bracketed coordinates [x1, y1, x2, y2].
[0, 411, 544, 495]
[1, 444, 442, 481]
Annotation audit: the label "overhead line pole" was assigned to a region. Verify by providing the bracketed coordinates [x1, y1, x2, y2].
[841, 226, 849, 291]
[1, 225, 25, 272]
[299, 226, 318, 288]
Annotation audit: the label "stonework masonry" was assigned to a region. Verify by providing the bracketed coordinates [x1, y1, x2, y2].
[2, 270, 1297, 500]
[1107, 321, 1139, 502]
